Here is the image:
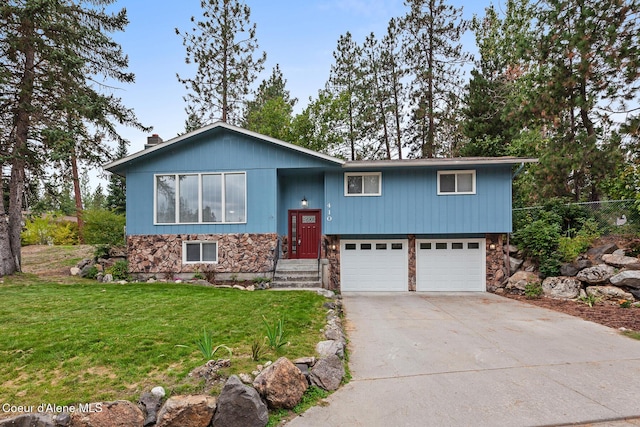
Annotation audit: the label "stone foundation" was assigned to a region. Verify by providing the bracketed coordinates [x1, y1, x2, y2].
[486, 234, 506, 291]
[128, 233, 278, 279]
[324, 235, 341, 292]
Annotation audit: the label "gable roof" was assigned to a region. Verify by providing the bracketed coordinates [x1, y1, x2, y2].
[104, 121, 345, 175]
[104, 121, 537, 175]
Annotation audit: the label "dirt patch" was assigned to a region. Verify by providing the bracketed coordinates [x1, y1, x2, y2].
[21, 245, 94, 276]
[504, 294, 640, 332]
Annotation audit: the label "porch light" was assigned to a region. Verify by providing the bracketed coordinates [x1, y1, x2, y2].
[489, 243, 496, 250]
[301, 196, 308, 208]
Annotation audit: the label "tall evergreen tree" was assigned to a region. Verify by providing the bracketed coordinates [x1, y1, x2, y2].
[106, 139, 128, 214]
[401, 0, 471, 158]
[533, 0, 639, 201]
[0, 0, 146, 275]
[242, 64, 297, 141]
[328, 32, 364, 160]
[176, 0, 266, 125]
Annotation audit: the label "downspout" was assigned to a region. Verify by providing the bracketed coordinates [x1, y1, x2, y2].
[512, 162, 526, 179]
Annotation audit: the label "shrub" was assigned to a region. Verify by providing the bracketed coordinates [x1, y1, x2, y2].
[21, 215, 54, 245]
[513, 217, 561, 264]
[107, 260, 129, 281]
[557, 218, 601, 262]
[83, 209, 125, 246]
[21, 213, 78, 246]
[84, 265, 99, 280]
[524, 282, 543, 299]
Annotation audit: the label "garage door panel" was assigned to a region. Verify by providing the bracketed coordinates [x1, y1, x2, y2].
[416, 239, 485, 292]
[341, 240, 408, 292]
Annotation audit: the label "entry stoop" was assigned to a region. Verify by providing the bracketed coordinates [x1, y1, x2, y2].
[271, 259, 322, 288]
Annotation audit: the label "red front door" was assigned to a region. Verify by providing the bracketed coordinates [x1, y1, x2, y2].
[288, 209, 321, 259]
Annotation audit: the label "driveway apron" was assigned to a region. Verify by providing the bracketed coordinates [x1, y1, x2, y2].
[288, 292, 640, 427]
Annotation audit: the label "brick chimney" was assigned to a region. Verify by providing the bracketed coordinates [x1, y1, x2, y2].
[145, 134, 163, 149]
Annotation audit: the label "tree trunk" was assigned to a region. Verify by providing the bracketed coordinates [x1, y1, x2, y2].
[0, 170, 17, 276]
[70, 150, 85, 243]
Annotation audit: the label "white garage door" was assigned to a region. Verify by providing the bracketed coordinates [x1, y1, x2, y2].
[341, 240, 408, 291]
[416, 238, 486, 291]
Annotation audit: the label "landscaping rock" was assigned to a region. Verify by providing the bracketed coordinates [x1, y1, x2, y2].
[602, 254, 640, 269]
[0, 413, 55, 427]
[559, 263, 579, 277]
[541, 277, 582, 299]
[138, 392, 163, 426]
[189, 359, 230, 382]
[151, 387, 166, 398]
[70, 267, 81, 276]
[508, 256, 523, 273]
[316, 339, 345, 359]
[310, 355, 345, 391]
[211, 375, 268, 427]
[253, 357, 308, 409]
[576, 264, 616, 285]
[102, 274, 113, 283]
[587, 243, 618, 259]
[155, 395, 217, 427]
[586, 286, 634, 301]
[503, 244, 519, 254]
[316, 289, 335, 298]
[238, 373, 253, 384]
[69, 400, 144, 427]
[610, 270, 640, 289]
[506, 271, 540, 292]
[293, 356, 316, 367]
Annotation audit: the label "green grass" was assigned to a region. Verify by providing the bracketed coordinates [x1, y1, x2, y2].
[0, 274, 326, 406]
[623, 330, 640, 340]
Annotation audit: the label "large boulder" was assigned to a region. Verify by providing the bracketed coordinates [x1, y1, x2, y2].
[506, 271, 540, 292]
[576, 264, 616, 285]
[586, 286, 634, 301]
[315, 340, 345, 359]
[211, 375, 268, 427]
[155, 395, 217, 427]
[602, 254, 640, 270]
[0, 413, 55, 427]
[610, 270, 640, 289]
[69, 401, 144, 427]
[309, 355, 344, 391]
[138, 392, 163, 426]
[541, 277, 582, 299]
[253, 357, 308, 409]
[587, 243, 618, 259]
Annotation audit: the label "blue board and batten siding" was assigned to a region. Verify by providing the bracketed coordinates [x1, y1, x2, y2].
[323, 165, 513, 235]
[115, 125, 517, 238]
[121, 130, 336, 236]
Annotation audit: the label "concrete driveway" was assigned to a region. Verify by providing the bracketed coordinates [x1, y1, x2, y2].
[289, 292, 640, 427]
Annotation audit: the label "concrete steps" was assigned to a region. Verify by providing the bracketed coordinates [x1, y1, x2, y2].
[271, 259, 321, 288]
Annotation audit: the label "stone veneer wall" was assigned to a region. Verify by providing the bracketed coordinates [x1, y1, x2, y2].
[485, 234, 506, 291]
[128, 233, 278, 277]
[324, 235, 341, 292]
[407, 235, 416, 291]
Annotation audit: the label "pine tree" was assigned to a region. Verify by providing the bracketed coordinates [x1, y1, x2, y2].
[533, 0, 639, 201]
[0, 0, 146, 275]
[242, 65, 297, 141]
[176, 0, 266, 125]
[401, 0, 471, 158]
[106, 139, 128, 215]
[328, 32, 364, 160]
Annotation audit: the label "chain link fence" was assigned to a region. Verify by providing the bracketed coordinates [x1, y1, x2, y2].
[513, 199, 640, 235]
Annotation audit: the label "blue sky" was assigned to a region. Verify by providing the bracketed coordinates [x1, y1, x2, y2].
[103, 0, 493, 165]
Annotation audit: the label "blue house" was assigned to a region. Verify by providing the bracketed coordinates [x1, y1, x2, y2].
[104, 121, 536, 292]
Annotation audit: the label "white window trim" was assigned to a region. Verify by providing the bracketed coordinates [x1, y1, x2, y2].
[437, 170, 476, 195]
[344, 172, 382, 196]
[182, 240, 218, 264]
[154, 172, 247, 225]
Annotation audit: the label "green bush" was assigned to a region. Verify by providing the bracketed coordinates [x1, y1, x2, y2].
[84, 265, 99, 280]
[83, 209, 125, 246]
[513, 217, 561, 264]
[524, 282, 543, 299]
[107, 260, 129, 281]
[557, 219, 601, 262]
[21, 214, 79, 246]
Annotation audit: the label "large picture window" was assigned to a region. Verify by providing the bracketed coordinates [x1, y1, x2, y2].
[344, 172, 381, 196]
[437, 170, 476, 195]
[155, 172, 246, 224]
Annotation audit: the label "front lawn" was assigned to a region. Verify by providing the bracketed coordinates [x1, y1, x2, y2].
[0, 275, 326, 408]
